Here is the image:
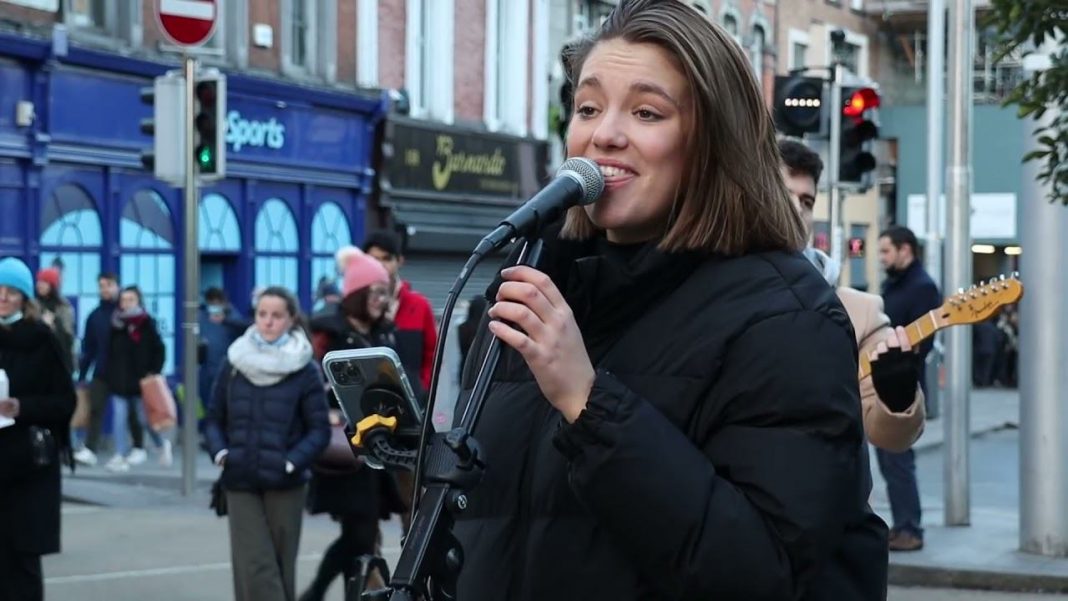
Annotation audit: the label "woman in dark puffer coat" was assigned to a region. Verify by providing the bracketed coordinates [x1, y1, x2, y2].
[205, 286, 330, 601]
[0, 257, 75, 601]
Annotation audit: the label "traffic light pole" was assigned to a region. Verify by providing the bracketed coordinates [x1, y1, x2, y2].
[944, 0, 974, 526]
[181, 55, 200, 497]
[827, 63, 844, 267]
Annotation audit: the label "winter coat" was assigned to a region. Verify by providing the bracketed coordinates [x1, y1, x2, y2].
[838, 287, 926, 452]
[306, 312, 406, 519]
[451, 234, 888, 601]
[391, 281, 437, 394]
[203, 335, 330, 492]
[104, 315, 165, 397]
[881, 259, 943, 393]
[38, 294, 76, 372]
[0, 317, 76, 556]
[78, 299, 117, 382]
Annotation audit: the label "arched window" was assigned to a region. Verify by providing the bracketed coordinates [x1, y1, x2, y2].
[120, 190, 177, 375]
[254, 198, 299, 292]
[310, 201, 352, 308]
[199, 193, 241, 251]
[39, 184, 103, 346]
[751, 25, 766, 84]
[723, 12, 739, 42]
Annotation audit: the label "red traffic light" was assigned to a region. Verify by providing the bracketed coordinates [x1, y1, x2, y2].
[843, 87, 880, 118]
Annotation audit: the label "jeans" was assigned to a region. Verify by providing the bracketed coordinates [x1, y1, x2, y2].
[876, 446, 923, 538]
[111, 395, 163, 456]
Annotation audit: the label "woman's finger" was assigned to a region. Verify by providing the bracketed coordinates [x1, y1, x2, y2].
[488, 301, 546, 340]
[488, 319, 537, 359]
[500, 266, 568, 310]
[495, 281, 556, 325]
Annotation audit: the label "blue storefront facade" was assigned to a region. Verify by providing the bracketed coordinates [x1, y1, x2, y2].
[0, 33, 385, 376]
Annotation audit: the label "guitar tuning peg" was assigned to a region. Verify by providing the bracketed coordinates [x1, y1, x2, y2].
[1000, 274, 1007, 281]
[958, 288, 966, 295]
[1012, 271, 1020, 279]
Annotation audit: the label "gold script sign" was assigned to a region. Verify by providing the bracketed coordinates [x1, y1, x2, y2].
[431, 135, 508, 191]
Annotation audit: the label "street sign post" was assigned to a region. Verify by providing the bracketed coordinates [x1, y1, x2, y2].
[152, 0, 218, 497]
[156, 0, 218, 47]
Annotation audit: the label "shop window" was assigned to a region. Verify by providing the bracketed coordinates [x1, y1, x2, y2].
[120, 190, 177, 375]
[254, 198, 299, 293]
[310, 202, 352, 310]
[39, 183, 102, 348]
[199, 193, 241, 252]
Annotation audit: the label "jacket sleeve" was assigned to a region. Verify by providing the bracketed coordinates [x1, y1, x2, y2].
[554, 311, 868, 600]
[148, 320, 166, 375]
[203, 362, 231, 458]
[285, 365, 331, 471]
[419, 297, 438, 391]
[77, 310, 98, 382]
[855, 304, 926, 452]
[17, 336, 76, 426]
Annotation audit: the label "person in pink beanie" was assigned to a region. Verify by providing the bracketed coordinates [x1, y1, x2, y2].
[303, 248, 407, 600]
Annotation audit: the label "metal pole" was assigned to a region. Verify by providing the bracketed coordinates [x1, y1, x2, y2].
[925, 0, 945, 289]
[827, 63, 843, 267]
[1019, 41, 1068, 557]
[924, 0, 946, 421]
[943, 0, 973, 526]
[181, 56, 199, 496]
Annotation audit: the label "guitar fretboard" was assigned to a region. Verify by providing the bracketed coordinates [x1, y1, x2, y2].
[858, 309, 940, 380]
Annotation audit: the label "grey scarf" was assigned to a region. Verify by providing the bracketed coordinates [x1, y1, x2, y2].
[227, 327, 313, 386]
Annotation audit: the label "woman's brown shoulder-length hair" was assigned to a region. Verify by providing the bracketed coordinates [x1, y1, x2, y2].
[560, 0, 806, 256]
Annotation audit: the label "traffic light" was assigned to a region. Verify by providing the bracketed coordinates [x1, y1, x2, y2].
[773, 75, 826, 137]
[140, 71, 185, 185]
[838, 86, 880, 185]
[193, 69, 226, 179]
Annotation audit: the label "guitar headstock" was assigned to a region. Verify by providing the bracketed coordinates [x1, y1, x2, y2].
[940, 273, 1023, 326]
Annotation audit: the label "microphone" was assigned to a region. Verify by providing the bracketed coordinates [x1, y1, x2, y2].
[473, 157, 605, 256]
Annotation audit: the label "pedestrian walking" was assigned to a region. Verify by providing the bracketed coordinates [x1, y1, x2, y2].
[204, 286, 330, 601]
[73, 272, 120, 467]
[0, 257, 76, 601]
[102, 286, 170, 471]
[35, 267, 75, 372]
[302, 249, 406, 601]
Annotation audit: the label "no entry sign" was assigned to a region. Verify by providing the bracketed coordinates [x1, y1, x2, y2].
[156, 0, 217, 47]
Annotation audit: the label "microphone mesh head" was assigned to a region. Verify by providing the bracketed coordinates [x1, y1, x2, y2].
[558, 157, 605, 206]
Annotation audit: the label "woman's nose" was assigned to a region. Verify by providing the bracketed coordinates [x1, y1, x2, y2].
[591, 110, 627, 150]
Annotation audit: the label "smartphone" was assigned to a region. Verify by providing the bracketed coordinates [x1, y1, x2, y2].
[322, 347, 424, 445]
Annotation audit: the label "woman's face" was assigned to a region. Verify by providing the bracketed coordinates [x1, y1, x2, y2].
[255, 295, 294, 343]
[567, 39, 691, 244]
[119, 291, 140, 311]
[36, 280, 52, 297]
[0, 286, 24, 318]
[365, 284, 390, 322]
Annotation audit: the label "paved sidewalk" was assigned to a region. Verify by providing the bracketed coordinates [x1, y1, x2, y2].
[874, 387, 1068, 592]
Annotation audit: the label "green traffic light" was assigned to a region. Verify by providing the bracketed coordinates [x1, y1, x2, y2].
[196, 145, 215, 171]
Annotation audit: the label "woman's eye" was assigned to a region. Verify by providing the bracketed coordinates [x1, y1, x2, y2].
[575, 106, 598, 118]
[636, 109, 661, 120]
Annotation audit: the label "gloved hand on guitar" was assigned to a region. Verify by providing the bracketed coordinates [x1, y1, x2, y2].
[868, 326, 919, 414]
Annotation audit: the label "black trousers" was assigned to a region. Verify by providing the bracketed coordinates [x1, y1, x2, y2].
[0, 542, 43, 601]
[304, 513, 379, 598]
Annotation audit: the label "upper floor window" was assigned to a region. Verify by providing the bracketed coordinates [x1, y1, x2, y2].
[408, 0, 453, 122]
[830, 30, 869, 78]
[720, 7, 742, 45]
[751, 25, 766, 80]
[282, 0, 337, 81]
[64, 0, 139, 44]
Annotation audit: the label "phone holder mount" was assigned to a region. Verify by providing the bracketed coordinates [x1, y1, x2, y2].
[360, 237, 545, 601]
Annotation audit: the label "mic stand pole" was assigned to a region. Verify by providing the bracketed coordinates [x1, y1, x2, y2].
[364, 236, 545, 601]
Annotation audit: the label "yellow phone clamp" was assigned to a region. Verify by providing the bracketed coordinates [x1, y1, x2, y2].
[352, 414, 398, 448]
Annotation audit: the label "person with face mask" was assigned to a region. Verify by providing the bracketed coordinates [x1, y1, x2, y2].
[0, 257, 76, 600]
[779, 140, 927, 453]
[204, 287, 330, 601]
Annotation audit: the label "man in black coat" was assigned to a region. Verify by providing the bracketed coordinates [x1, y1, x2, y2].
[74, 272, 119, 466]
[877, 225, 943, 551]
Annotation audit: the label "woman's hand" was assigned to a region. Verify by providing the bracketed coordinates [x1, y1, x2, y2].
[0, 398, 20, 418]
[488, 266, 595, 423]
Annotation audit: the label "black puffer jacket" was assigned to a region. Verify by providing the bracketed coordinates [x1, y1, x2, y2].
[451, 237, 887, 601]
[204, 356, 330, 492]
[0, 317, 75, 556]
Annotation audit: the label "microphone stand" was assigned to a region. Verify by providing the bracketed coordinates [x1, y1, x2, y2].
[363, 236, 545, 601]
